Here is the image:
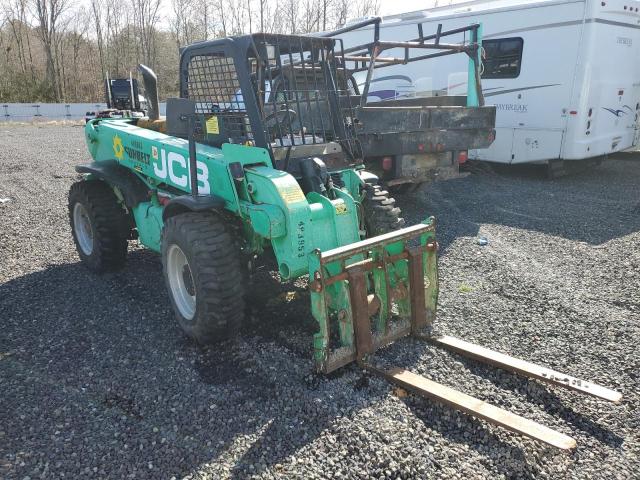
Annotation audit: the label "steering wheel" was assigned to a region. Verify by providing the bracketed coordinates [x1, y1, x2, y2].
[264, 109, 298, 133]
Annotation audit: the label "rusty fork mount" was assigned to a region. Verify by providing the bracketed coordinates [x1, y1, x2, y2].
[314, 221, 621, 451]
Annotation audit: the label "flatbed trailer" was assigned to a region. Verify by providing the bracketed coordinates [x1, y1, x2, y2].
[320, 18, 496, 190]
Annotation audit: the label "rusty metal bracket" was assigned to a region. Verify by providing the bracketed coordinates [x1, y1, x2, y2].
[347, 264, 374, 362]
[407, 247, 427, 334]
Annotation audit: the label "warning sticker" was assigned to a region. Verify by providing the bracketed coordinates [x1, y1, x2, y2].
[279, 185, 305, 204]
[335, 202, 348, 215]
[205, 116, 220, 134]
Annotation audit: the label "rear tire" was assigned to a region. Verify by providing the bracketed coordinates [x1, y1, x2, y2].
[161, 213, 245, 343]
[68, 180, 129, 272]
[362, 183, 405, 236]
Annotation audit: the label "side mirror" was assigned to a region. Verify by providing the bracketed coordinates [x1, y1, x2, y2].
[166, 97, 196, 138]
[165, 97, 199, 197]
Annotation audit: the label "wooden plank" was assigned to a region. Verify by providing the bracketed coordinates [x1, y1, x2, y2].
[382, 367, 577, 450]
[426, 335, 622, 403]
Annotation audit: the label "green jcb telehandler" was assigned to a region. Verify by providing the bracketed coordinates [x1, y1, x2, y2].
[69, 33, 620, 451]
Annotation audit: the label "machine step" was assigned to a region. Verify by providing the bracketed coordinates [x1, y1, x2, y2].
[369, 366, 577, 450]
[424, 335, 622, 403]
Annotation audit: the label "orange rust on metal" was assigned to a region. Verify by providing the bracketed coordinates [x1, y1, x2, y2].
[380, 250, 393, 332]
[392, 283, 409, 302]
[424, 335, 623, 403]
[310, 271, 323, 292]
[367, 294, 381, 317]
[312, 253, 402, 290]
[322, 323, 413, 373]
[407, 247, 427, 334]
[314, 244, 432, 291]
[366, 365, 577, 450]
[320, 223, 434, 264]
[347, 265, 373, 360]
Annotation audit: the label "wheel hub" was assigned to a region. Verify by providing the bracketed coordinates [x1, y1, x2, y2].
[73, 203, 94, 256]
[167, 244, 196, 320]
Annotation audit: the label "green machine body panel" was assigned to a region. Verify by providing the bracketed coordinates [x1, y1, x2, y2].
[85, 119, 437, 372]
[83, 118, 439, 373]
[84, 119, 366, 277]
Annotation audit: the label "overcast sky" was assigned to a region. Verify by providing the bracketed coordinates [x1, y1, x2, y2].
[151, 0, 466, 26]
[378, 0, 447, 16]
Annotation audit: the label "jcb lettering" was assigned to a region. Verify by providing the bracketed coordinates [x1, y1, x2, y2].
[168, 152, 188, 187]
[154, 149, 168, 178]
[153, 148, 210, 195]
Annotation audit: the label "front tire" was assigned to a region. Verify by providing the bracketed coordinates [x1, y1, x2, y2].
[68, 180, 130, 272]
[161, 213, 245, 343]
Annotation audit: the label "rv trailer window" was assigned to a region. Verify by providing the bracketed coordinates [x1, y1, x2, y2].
[482, 37, 523, 79]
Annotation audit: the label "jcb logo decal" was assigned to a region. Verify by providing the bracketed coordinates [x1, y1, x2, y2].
[153, 149, 210, 195]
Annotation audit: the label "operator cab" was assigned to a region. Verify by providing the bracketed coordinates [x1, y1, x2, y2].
[165, 33, 363, 195]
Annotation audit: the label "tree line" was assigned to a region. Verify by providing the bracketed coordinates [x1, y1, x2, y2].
[0, 0, 380, 103]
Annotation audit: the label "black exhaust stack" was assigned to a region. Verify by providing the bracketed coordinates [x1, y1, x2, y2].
[137, 64, 159, 120]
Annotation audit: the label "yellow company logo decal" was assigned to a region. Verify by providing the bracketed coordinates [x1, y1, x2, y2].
[113, 135, 124, 160]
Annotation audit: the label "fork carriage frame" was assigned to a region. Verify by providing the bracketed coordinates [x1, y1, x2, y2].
[309, 221, 438, 373]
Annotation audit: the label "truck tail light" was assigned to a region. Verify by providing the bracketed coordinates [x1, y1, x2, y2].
[382, 156, 393, 171]
[458, 151, 468, 164]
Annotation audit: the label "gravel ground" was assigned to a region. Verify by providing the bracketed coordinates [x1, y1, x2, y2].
[1, 125, 639, 480]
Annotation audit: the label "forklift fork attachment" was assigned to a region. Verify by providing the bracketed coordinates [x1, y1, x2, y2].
[422, 335, 622, 403]
[309, 219, 621, 449]
[364, 364, 577, 450]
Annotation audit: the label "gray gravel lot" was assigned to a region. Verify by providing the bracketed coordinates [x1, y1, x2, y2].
[1, 125, 639, 479]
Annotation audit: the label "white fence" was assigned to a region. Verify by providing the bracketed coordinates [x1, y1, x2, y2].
[1, 103, 168, 121]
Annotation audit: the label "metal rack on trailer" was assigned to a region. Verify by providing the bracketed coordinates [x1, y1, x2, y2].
[320, 18, 496, 191]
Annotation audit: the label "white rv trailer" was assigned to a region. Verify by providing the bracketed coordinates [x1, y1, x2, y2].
[336, 0, 640, 164]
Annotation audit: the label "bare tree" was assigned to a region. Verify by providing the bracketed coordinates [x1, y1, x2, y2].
[32, 0, 70, 101]
[67, 6, 89, 99]
[90, 0, 106, 79]
[332, 0, 350, 29]
[352, 0, 380, 19]
[214, 0, 227, 36]
[4, 0, 31, 77]
[200, 2, 209, 39]
[284, 0, 298, 33]
[171, 0, 194, 47]
[0, 0, 387, 102]
[131, 0, 161, 67]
